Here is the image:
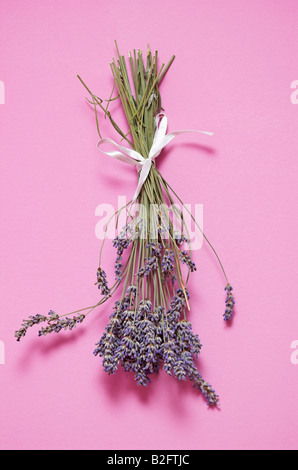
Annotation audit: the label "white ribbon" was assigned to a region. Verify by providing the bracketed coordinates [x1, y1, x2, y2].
[96, 113, 213, 202]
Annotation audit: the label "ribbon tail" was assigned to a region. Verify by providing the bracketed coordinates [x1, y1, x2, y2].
[149, 123, 213, 160]
[132, 159, 152, 203]
[168, 129, 214, 137]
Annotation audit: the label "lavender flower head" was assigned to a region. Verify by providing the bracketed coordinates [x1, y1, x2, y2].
[223, 283, 235, 321]
[95, 267, 110, 297]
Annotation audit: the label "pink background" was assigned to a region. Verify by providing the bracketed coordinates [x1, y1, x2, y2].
[1, 0, 298, 450]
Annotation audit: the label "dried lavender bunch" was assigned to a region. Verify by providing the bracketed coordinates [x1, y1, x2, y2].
[15, 43, 235, 407]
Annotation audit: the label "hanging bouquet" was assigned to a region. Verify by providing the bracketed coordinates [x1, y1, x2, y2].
[15, 43, 235, 407]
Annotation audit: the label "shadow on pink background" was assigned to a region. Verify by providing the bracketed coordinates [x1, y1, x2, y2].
[1, 0, 298, 450]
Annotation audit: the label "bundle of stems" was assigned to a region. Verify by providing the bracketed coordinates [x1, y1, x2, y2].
[15, 43, 235, 407]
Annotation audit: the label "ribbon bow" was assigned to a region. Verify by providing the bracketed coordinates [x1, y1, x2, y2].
[96, 113, 213, 203]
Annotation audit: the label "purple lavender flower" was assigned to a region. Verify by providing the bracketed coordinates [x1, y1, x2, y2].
[223, 283, 235, 321]
[174, 233, 189, 246]
[176, 320, 202, 357]
[95, 267, 110, 296]
[95, 330, 120, 374]
[148, 305, 164, 325]
[162, 339, 178, 375]
[113, 231, 133, 280]
[126, 285, 137, 299]
[179, 250, 196, 272]
[169, 288, 189, 315]
[161, 249, 174, 278]
[136, 317, 158, 374]
[136, 299, 152, 317]
[15, 314, 48, 341]
[38, 313, 85, 336]
[93, 316, 122, 375]
[134, 370, 151, 386]
[137, 243, 162, 278]
[190, 370, 219, 406]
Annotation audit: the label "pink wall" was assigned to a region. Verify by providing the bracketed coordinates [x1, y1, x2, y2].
[1, 0, 298, 450]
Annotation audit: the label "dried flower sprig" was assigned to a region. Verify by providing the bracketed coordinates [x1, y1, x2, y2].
[15, 42, 235, 407]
